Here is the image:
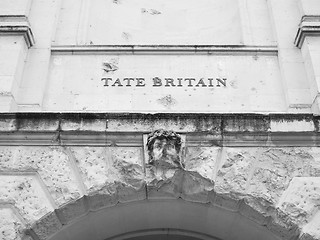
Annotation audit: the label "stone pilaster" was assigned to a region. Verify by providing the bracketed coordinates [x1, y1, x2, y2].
[0, 0, 34, 111]
[295, 0, 320, 114]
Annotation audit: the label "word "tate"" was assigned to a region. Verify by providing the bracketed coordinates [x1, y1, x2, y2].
[101, 77, 227, 87]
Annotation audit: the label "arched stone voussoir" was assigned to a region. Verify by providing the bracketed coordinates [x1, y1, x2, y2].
[23, 194, 303, 240]
[86, 181, 147, 211]
[210, 191, 302, 240]
[25, 211, 62, 240]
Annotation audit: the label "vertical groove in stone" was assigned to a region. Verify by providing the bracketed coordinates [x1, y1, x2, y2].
[34, 173, 57, 210]
[213, 146, 224, 182]
[237, 0, 254, 45]
[63, 147, 87, 196]
[76, 0, 90, 45]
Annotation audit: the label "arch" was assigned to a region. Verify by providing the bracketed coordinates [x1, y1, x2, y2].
[25, 197, 297, 240]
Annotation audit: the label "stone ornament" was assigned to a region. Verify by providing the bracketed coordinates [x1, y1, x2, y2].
[146, 129, 184, 169]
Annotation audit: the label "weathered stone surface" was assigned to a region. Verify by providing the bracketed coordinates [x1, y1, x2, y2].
[214, 146, 320, 228]
[16, 118, 59, 131]
[0, 146, 81, 206]
[179, 147, 218, 202]
[0, 208, 24, 240]
[0, 120, 320, 239]
[278, 177, 320, 224]
[106, 115, 221, 133]
[248, 148, 320, 207]
[87, 193, 118, 210]
[71, 147, 145, 203]
[70, 147, 107, 191]
[146, 145, 218, 201]
[0, 116, 16, 131]
[61, 118, 106, 131]
[0, 175, 53, 223]
[112, 146, 146, 202]
[181, 172, 214, 203]
[215, 148, 256, 194]
[31, 212, 62, 240]
[212, 192, 241, 211]
[267, 209, 300, 240]
[55, 197, 88, 225]
[184, 146, 220, 180]
[239, 197, 275, 225]
[223, 115, 269, 132]
[301, 211, 320, 240]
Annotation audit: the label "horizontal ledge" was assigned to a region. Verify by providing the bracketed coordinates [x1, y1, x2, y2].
[0, 132, 319, 147]
[294, 16, 320, 48]
[0, 16, 35, 47]
[0, 113, 319, 146]
[51, 45, 278, 55]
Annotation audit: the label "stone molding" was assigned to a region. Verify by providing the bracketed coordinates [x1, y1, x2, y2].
[51, 45, 278, 55]
[0, 113, 319, 146]
[295, 16, 320, 48]
[0, 16, 35, 48]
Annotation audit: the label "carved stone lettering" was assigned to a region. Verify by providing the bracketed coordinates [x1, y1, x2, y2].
[101, 77, 227, 87]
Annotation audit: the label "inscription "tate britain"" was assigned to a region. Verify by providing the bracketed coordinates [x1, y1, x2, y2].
[101, 77, 227, 87]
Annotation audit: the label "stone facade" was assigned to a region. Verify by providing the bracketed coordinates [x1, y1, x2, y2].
[0, 114, 319, 239]
[1, 0, 320, 240]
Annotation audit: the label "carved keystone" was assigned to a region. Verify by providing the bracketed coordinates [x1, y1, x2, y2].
[146, 129, 184, 169]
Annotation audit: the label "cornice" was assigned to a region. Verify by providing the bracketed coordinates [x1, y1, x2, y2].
[51, 45, 278, 55]
[0, 113, 319, 146]
[0, 15, 35, 48]
[295, 15, 320, 48]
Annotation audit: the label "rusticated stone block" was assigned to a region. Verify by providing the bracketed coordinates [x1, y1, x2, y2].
[278, 177, 320, 224]
[71, 146, 145, 203]
[0, 146, 81, 206]
[0, 208, 24, 240]
[70, 147, 108, 191]
[0, 175, 53, 223]
[179, 147, 218, 202]
[184, 146, 220, 181]
[31, 212, 62, 240]
[215, 148, 256, 194]
[301, 211, 320, 240]
[181, 172, 214, 203]
[111, 147, 144, 188]
[248, 148, 320, 206]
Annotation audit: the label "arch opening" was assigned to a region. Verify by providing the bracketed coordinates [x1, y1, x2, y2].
[46, 199, 283, 240]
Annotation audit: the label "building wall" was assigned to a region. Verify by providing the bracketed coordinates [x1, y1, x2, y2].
[0, 0, 319, 113]
[1, 1, 320, 240]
